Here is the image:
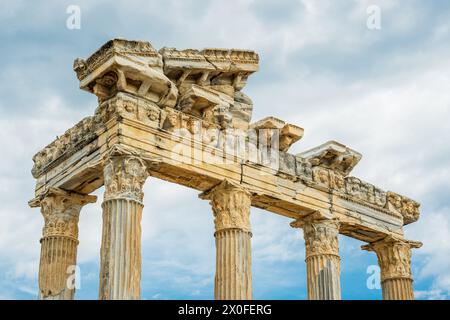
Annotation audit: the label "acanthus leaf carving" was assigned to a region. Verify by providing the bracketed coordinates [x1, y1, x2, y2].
[291, 214, 340, 258]
[386, 192, 420, 225]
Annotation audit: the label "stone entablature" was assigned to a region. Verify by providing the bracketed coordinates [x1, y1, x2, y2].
[31, 95, 419, 227]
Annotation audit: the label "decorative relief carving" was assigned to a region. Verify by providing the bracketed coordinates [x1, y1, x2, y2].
[362, 236, 422, 282]
[200, 180, 252, 233]
[298, 141, 362, 176]
[74, 39, 178, 107]
[32, 116, 98, 178]
[295, 157, 313, 181]
[32, 92, 162, 179]
[312, 167, 330, 188]
[386, 192, 420, 225]
[292, 214, 340, 258]
[374, 187, 387, 207]
[74, 40, 161, 81]
[160, 46, 258, 131]
[29, 188, 97, 239]
[103, 155, 148, 202]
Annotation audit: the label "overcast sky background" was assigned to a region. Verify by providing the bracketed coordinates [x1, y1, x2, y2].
[0, 0, 449, 300]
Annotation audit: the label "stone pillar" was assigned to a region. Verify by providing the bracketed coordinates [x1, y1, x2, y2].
[99, 154, 148, 300]
[29, 188, 96, 300]
[362, 236, 422, 300]
[200, 180, 252, 300]
[291, 214, 341, 300]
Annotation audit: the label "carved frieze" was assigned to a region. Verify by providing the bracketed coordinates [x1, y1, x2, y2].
[312, 166, 331, 188]
[295, 157, 313, 181]
[386, 192, 420, 225]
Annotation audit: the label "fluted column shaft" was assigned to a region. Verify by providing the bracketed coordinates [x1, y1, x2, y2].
[292, 215, 341, 300]
[30, 188, 96, 300]
[201, 180, 252, 300]
[362, 237, 422, 300]
[99, 154, 148, 300]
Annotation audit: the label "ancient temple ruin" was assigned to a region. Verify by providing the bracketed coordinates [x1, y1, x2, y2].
[29, 39, 422, 300]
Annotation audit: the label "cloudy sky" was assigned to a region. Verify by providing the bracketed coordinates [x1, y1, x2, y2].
[1, 0, 449, 300]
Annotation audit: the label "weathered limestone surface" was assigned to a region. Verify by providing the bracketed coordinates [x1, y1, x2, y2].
[29, 38, 423, 300]
[292, 213, 341, 300]
[362, 236, 422, 300]
[99, 150, 148, 300]
[29, 188, 96, 299]
[201, 180, 252, 300]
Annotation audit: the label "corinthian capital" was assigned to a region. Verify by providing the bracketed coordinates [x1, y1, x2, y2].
[200, 180, 252, 233]
[103, 155, 148, 202]
[362, 236, 422, 282]
[29, 188, 97, 239]
[291, 213, 340, 257]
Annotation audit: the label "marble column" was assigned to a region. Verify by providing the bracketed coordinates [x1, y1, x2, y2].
[291, 214, 341, 300]
[30, 188, 96, 300]
[200, 180, 252, 300]
[362, 236, 422, 300]
[98, 154, 148, 300]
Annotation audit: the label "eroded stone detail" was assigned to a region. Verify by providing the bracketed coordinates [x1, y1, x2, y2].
[362, 236, 422, 282]
[103, 155, 148, 202]
[30, 38, 424, 301]
[201, 180, 253, 300]
[160, 46, 258, 130]
[362, 236, 422, 300]
[299, 140, 362, 176]
[386, 192, 420, 224]
[32, 117, 98, 178]
[201, 179, 252, 233]
[30, 188, 97, 240]
[291, 214, 341, 300]
[29, 188, 96, 299]
[74, 39, 178, 107]
[293, 215, 340, 258]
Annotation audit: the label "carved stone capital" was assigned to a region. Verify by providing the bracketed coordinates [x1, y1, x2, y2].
[200, 180, 252, 233]
[362, 236, 422, 282]
[29, 188, 97, 240]
[103, 154, 148, 203]
[291, 213, 340, 258]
